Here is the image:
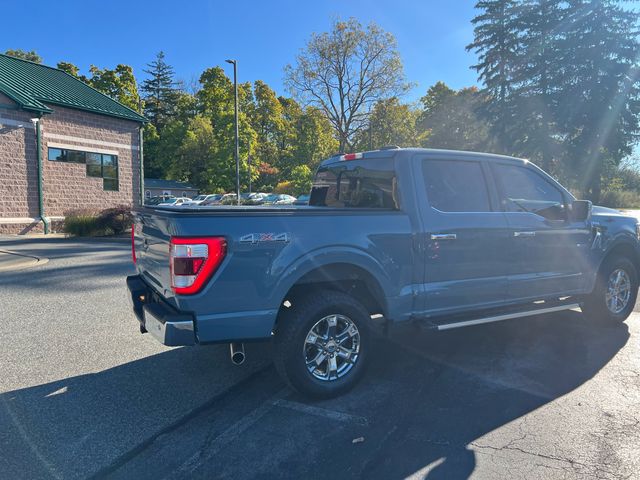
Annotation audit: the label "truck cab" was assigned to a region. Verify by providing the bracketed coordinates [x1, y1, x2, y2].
[128, 148, 640, 398]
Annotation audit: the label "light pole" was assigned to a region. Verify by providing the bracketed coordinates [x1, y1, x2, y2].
[225, 59, 240, 205]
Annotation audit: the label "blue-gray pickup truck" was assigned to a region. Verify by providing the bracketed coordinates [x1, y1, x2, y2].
[127, 148, 640, 397]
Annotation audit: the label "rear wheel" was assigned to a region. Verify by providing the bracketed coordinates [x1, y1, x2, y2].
[582, 256, 638, 325]
[273, 290, 370, 398]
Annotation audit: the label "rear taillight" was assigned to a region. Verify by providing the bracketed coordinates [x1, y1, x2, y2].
[170, 237, 226, 295]
[131, 223, 137, 264]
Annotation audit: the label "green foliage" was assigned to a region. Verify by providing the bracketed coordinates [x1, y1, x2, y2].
[96, 205, 133, 234]
[56, 61, 83, 79]
[141, 52, 180, 129]
[467, 0, 640, 201]
[63, 210, 101, 236]
[418, 83, 494, 151]
[285, 17, 409, 151]
[63, 205, 133, 237]
[88, 64, 142, 111]
[274, 181, 294, 194]
[599, 190, 640, 209]
[5, 49, 42, 63]
[64, 206, 132, 236]
[289, 165, 313, 196]
[354, 97, 425, 150]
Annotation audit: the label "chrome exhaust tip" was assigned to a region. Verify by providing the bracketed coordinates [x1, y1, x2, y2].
[230, 342, 245, 365]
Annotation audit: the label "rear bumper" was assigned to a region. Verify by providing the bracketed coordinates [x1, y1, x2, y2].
[126, 275, 196, 346]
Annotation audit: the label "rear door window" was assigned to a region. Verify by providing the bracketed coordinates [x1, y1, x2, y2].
[422, 160, 492, 212]
[310, 161, 399, 209]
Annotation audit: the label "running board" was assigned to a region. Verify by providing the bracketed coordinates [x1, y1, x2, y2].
[435, 303, 581, 331]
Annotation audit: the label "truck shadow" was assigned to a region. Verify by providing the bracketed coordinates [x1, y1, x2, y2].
[0, 311, 630, 479]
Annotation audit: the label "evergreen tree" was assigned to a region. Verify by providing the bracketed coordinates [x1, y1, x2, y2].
[141, 51, 179, 128]
[558, 0, 640, 201]
[511, 0, 566, 172]
[467, 0, 521, 150]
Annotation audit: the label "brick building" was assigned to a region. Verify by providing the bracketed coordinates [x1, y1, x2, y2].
[0, 54, 146, 234]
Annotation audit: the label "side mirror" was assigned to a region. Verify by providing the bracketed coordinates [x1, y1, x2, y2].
[570, 200, 592, 222]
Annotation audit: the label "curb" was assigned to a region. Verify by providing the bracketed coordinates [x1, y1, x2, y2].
[0, 250, 49, 272]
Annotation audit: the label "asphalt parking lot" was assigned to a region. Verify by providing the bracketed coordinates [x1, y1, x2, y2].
[1, 236, 639, 480]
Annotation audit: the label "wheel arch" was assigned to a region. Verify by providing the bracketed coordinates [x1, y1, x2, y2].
[600, 239, 640, 275]
[278, 261, 389, 322]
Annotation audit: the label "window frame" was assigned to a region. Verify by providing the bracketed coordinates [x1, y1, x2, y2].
[489, 162, 569, 218]
[310, 160, 401, 210]
[47, 146, 119, 191]
[421, 158, 495, 214]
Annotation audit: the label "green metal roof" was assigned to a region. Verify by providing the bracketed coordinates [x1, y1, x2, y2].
[0, 54, 146, 123]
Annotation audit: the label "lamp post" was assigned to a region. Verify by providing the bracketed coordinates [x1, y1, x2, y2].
[225, 59, 240, 205]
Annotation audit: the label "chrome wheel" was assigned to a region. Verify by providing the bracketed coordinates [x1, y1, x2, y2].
[303, 314, 361, 382]
[606, 268, 631, 314]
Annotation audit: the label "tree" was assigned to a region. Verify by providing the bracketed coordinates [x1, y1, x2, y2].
[195, 66, 258, 191]
[88, 64, 142, 111]
[56, 61, 87, 81]
[558, 0, 640, 201]
[285, 17, 409, 151]
[466, 0, 520, 149]
[289, 165, 313, 196]
[4, 49, 42, 63]
[355, 97, 424, 150]
[510, 0, 566, 172]
[418, 82, 494, 152]
[141, 52, 179, 128]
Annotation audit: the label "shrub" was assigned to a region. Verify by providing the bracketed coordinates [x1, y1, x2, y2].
[96, 205, 133, 234]
[599, 190, 640, 209]
[63, 209, 101, 236]
[274, 181, 294, 195]
[63, 205, 132, 236]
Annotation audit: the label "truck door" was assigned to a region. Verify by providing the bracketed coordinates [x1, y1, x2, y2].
[489, 162, 592, 300]
[417, 157, 511, 315]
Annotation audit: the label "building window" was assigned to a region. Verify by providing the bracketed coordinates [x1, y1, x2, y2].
[48, 147, 118, 191]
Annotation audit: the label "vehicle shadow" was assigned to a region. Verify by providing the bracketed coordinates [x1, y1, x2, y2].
[0, 343, 273, 480]
[0, 311, 630, 480]
[316, 310, 632, 479]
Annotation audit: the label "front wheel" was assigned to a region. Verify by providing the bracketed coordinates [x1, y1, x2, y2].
[273, 290, 370, 398]
[582, 256, 638, 325]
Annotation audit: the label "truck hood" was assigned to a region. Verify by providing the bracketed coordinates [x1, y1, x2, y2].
[591, 205, 639, 232]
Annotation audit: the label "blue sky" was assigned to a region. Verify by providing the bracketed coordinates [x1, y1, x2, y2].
[0, 0, 480, 102]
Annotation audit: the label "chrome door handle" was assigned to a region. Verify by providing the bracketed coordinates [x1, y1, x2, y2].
[430, 233, 457, 241]
[514, 231, 536, 238]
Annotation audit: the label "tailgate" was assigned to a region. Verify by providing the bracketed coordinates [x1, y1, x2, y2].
[132, 210, 173, 296]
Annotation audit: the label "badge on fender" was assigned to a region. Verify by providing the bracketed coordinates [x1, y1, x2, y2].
[240, 233, 290, 244]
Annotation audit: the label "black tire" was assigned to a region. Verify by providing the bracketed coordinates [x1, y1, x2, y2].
[273, 290, 370, 398]
[582, 255, 638, 325]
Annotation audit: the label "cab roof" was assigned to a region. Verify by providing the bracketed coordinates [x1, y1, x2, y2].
[320, 147, 527, 168]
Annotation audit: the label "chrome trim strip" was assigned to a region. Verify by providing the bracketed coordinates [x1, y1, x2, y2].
[436, 303, 581, 331]
[514, 231, 536, 237]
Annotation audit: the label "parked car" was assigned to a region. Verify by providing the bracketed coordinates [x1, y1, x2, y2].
[294, 194, 310, 205]
[145, 195, 175, 206]
[183, 194, 221, 206]
[242, 192, 269, 205]
[201, 194, 225, 206]
[219, 193, 238, 205]
[262, 194, 296, 205]
[129, 148, 640, 398]
[157, 197, 191, 206]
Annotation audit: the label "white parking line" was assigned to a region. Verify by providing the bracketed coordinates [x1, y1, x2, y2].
[272, 399, 369, 426]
